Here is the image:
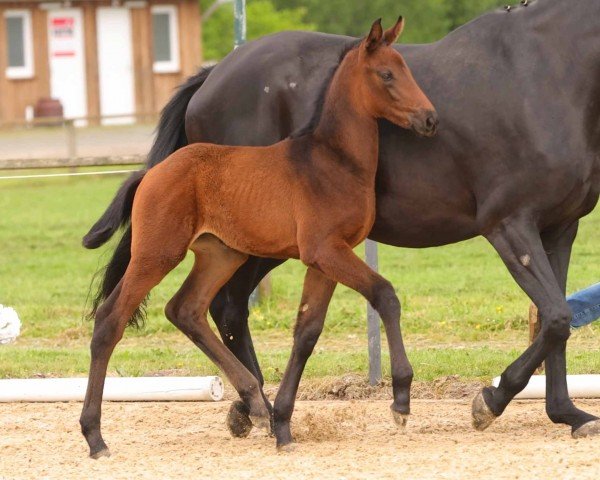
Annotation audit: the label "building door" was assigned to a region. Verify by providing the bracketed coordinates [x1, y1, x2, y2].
[96, 7, 135, 124]
[47, 9, 87, 121]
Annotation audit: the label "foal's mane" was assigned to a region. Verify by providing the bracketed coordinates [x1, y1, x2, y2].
[289, 39, 361, 139]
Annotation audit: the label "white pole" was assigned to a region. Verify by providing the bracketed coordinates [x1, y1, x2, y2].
[0, 376, 224, 402]
[492, 375, 600, 399]
[366, 240, 382, 385]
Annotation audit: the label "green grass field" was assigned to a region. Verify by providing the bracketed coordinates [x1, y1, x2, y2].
[0, 168, 598, 382]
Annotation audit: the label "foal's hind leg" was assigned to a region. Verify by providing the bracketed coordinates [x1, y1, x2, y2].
[80, 259, 180, 458]
[301, 241, 413, 426]
[273, 267, 337, 449]
[165, 235, 272, 431]
[472, 219, 599, 436]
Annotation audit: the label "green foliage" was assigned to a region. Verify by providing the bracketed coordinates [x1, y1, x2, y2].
[200, 0, 316, 60]
[270, 0, 506, 43]
[443, 0, 505, 31]
[271, 0, 449, 43]
[199, 0, 510, 60]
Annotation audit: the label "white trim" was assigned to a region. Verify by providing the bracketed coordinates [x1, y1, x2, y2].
[124, 1, 148, 8]
[151, 4, 180, 74]
[4, 10, 34, 80]
[38, 3, 62, 11]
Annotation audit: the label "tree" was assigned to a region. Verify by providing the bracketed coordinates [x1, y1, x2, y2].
[272, 0, 506, 43]
[271, 0, 450, 43]
[200, 0, 316, 60]
[444, 0, 504, 31]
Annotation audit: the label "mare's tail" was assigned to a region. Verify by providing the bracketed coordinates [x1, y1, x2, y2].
[89, 225, 148, 328]
[82, 66, 215, 249]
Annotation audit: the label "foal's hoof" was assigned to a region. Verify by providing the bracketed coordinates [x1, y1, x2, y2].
[250, 414, 272, 434]
[472, 389, 498, 431]
[226, 400, 253, 438]
[391, 409, 409, 429]
[572, 419, 600, 439]
[277, 442, 298, 453]
[90, 447, 111, 459]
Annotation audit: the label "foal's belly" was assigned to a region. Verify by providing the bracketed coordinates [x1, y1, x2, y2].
[199, 188, 301, 259]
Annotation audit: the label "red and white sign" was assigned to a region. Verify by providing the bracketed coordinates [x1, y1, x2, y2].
[50, 16, 76, 57]
[47, 9, 87, 121]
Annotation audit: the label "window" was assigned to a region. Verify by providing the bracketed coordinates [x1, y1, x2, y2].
[4, 10, 34, 79]
[151, 5, 179, 73]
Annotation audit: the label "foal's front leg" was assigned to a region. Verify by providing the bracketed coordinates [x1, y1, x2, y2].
[301, 241, 413, 426]
[273, 268, 337, 449]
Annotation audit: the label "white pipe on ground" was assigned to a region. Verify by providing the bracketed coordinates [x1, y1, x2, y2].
[0, 376, 224, 402]
[492, 375, 600, 399]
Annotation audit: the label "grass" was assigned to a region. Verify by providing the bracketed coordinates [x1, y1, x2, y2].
[0, 167, 598, 381]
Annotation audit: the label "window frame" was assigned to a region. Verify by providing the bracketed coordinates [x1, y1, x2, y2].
[4, 9, 35, 80]
[151, 5, 180, 74]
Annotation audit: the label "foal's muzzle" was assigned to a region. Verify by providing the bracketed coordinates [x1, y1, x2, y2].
[412, 110, 439, 137]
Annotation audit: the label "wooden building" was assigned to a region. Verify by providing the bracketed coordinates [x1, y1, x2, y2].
[0, 0, 202, 124]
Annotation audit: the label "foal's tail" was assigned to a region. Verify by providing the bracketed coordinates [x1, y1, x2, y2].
[82, 66, 215, 249]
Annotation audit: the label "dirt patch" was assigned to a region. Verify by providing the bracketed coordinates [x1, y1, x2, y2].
[265, 374, 484, 401]
[1, 399, 599, 479]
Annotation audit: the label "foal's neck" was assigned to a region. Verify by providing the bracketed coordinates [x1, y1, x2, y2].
[312, 53, 379, 179]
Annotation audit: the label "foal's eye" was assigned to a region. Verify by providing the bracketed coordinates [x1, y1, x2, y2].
[378, 70, 394, 82]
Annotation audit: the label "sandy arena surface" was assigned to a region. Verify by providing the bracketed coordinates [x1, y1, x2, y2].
[1, 399, 599, 479]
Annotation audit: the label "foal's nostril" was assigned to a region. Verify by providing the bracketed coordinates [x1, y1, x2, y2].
[425, 112, 439, 134]
[426, 113, 438, 129]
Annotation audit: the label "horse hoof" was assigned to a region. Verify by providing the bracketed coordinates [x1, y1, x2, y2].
[250, 414, 272, 434]
[90, 447, 110, 459]
[226, 400, 253, 438]
[472, 390, 498, 431]
[391, 410, 409, 429]
[572, 419, 600, 439]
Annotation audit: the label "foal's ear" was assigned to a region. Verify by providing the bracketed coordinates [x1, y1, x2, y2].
[365, 18, 384, 52]
[383, 16, 404, 45]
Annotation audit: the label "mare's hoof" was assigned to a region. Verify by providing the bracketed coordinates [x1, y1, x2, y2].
[391, 409, 409, 429]
[90, 447, 111, 459]
[572, 419, 600, 439]
[277, 442, 298, 453]
[472, 389, 498, 431]
[250, 414, 272, 434]
[226, 400, 253, 438]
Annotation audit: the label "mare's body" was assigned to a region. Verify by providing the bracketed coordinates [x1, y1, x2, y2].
[85, 0, 600, 440]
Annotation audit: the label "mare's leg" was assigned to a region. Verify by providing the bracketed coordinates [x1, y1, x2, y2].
[209, 257, 284, 437]
[165, 235, 271, 431]
[542, 223, 600, 437]
[210, 257, 284, 385]
[80, 257, 182, 458]
[472, 219, 599, 435]
[273, 267, 337, 449]
[301, 241, 413, 425]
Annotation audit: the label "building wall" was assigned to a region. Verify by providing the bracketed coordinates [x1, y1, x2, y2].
[0, 0, 202, 123]
[0, 2, 50, 123]
[150, 0, 202, 112]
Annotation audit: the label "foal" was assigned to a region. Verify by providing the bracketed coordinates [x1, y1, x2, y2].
[81, 17, 437, 457]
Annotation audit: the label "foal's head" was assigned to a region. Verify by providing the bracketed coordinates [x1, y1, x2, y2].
[353, 18, 438, 137]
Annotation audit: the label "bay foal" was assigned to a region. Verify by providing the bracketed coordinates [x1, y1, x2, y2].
[81, 17, 437, 457]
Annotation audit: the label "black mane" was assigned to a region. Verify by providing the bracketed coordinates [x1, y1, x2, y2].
[289, 39, 361, 139]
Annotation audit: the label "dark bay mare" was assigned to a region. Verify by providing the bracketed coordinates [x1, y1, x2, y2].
[81, 19, 437, 456]
[85, 0, 600, 443]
